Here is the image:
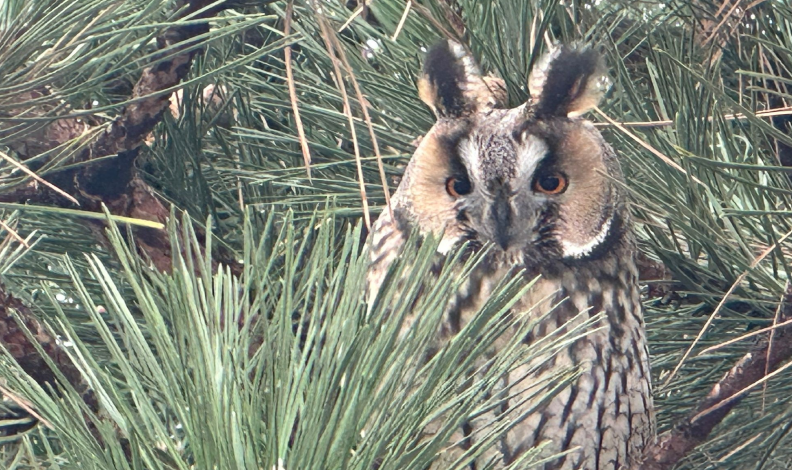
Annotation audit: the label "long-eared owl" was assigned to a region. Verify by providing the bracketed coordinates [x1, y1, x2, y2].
[366, 40, 655, 470]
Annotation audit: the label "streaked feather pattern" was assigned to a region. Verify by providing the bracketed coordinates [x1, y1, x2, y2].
[366, 41, 654, 470]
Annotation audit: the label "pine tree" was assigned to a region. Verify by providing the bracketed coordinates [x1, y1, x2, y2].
[1, 1, 792, 469]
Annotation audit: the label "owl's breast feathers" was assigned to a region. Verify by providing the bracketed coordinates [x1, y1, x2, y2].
[451, 239, 653, 470]
[365, 206, 408, 306]
[365, 207, 654, 470]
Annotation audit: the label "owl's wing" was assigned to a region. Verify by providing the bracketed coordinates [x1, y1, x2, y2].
[365, 208, 407, 305]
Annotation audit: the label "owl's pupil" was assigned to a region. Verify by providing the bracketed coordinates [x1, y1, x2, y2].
[539, 175, 560, 191]
[454, 178, 471, 195]
[446, 176, 472, 197]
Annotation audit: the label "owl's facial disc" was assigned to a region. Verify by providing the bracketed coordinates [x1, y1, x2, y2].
[451, 119, 619, 265]
[405, 40, 622, 266]
[456, 128, 546, 252]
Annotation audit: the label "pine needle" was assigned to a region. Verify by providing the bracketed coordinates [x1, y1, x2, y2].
[391, 1, 412, 42]
[337, 5, 363, 33]
[0, 216, 28, 248]
[332, 21, 393, 220]
[592, 106, 792, 128]
[0, 384, 52, 430]
[0, 202, 165, 229]
[0, 150, 79, 205]
[662, 226, 792, 389]
[592, 107, 705, 186]
[284, 0, 312, 181]
[690, 359, 792, 424]
[316, 10, 371, 229]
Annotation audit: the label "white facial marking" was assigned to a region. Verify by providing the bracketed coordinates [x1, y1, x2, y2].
[561, 216, 612, 259]
[461, 133, 549, 188]
[519, 135, 549, 182]
[458, 137, 480, 180]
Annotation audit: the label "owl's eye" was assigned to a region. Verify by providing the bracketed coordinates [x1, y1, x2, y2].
[533, 172, 568, 195]
[446, 176, 472, 197]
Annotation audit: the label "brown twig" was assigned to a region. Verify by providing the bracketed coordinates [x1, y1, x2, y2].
[391, 0, 412, 41]
[762, 281, 787, 410]
[697, 316, 792, 355]
[700, 0, 743, 47]
[0, 383, 53, 430]
[0, 149, 79, 205]
[330, 14, 393, 221]
[337, 4, 364, 32]
[592, 106, 792, 129]
[315, 10, 372, 229]
[0, 216, 30, 248]
[642, 283, 792, 470]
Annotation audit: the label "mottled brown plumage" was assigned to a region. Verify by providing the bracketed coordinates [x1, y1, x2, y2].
[367, 41, 654, 470]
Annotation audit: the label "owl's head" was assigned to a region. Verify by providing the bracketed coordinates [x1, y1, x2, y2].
[396, 40, 627, 270]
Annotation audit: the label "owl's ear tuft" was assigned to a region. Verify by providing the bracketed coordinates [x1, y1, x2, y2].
[418, 40, 495, 118]
[529, 45, 607, 118]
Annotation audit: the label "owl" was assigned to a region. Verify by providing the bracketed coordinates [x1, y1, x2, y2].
[366, 41, 655, 470]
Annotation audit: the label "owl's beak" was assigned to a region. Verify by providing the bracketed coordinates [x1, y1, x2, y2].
[491, 194, 513, 250]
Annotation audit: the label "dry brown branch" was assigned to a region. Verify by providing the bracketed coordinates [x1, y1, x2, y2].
[642, 284, 792, 470]
[3, 1, 231, 204]
[76, 0, 229, 189]
[0, 0, 239, 272]
[0, 284, 98, 415]
[316, 11, 372, 229]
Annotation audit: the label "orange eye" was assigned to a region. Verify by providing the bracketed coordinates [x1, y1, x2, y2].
[533, 172, 568, 195]
[446, 176, 472, 197]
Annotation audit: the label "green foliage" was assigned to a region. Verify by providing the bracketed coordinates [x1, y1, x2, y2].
[1, 210, 585, 469]
[2, 0, 792, 469]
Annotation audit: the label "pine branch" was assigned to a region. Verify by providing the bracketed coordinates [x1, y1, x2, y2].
[1, 1, 228, 204]
[0, 0, 235, 447]
[0, 282, 106, 446]
[0, 0, 240, 271]
[0, 284, 93, 406]
[39, 0, 229, 199]
[85, 0, 227, 165]
[643, 283, 792, 469]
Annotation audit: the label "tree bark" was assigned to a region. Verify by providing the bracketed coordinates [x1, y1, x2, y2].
[0, 0, 233, 443]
